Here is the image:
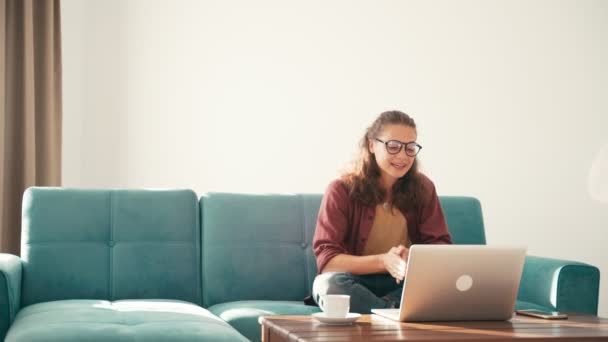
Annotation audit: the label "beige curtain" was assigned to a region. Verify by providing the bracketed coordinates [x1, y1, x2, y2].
[0, 0, 62, 255]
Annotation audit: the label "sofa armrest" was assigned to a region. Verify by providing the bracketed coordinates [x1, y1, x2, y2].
[0, 253, 22, 339]
[518, 255, 600, 315]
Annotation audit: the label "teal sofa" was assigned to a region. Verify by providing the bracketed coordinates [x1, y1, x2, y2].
[0, 189, 600, 341]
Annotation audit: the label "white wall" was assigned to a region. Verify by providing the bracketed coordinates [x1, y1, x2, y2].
[62, 0, 608, 316]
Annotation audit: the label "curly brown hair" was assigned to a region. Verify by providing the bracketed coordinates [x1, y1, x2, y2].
[342, 110, 426, 212]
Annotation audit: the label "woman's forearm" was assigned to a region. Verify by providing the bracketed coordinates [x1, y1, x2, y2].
[321, 253, 386, 274]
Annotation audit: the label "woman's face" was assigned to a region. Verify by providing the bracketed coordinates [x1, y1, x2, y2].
[369, 124, 418, 187]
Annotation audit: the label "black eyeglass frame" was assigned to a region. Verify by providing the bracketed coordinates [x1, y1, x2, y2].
[374, 138, 422, 157]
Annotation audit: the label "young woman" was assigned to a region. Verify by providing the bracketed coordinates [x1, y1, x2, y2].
[312, 110, 452, 314]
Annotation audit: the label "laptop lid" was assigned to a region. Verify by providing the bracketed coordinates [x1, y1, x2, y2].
[397, 245, 526, 322]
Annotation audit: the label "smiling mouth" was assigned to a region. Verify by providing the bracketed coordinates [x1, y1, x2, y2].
[391, 162, 408, 169]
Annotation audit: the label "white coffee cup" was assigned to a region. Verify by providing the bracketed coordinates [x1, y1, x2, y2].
[318, 294, 350, 318]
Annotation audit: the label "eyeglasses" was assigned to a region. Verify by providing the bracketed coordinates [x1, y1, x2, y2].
[375, 138, 422, 157]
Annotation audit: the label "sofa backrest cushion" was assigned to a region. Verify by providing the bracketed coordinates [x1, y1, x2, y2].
[200, 193, 321, 307]
[20, 188, 201, 307]
[199, 193, 485, 306]
[440, 196, 486, 244]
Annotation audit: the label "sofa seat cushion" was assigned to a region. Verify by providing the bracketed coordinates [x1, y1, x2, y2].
[208, 300, 321, 342]
[5, 299, 247, 342]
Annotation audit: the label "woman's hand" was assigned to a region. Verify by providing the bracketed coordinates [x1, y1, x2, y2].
[382, 245, 409, 283]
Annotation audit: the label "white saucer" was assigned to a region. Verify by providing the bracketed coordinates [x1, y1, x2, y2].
[312, 312, 361, 325]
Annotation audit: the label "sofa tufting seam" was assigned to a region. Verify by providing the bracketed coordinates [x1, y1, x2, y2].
[192, 190, 202, 307]
[23, 241, 111, 245]
[203, 241, 305, 247]
[24, 241, 192, 245]
[299, 195, 310, 294]
[12, 319, 234, 328]
[109, 191, 114, 300]
[200, 196, 207, 308]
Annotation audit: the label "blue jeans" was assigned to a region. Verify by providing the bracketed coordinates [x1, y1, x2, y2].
[312, 272, 403, 314]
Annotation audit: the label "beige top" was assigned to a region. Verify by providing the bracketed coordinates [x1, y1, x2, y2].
[362, 204, 410, 256]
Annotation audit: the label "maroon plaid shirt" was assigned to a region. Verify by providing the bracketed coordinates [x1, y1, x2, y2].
[313, 174, 452, 273]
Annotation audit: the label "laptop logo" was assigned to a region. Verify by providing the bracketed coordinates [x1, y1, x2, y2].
[456, 275, 473, 291]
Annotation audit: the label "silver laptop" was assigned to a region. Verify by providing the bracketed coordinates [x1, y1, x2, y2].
[372, 245, 526, 322]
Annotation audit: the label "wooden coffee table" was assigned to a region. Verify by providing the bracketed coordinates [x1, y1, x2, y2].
[259, 313, 608, 341]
